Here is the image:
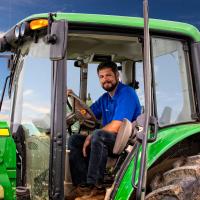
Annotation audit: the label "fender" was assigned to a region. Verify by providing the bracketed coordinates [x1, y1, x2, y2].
[0, 121, 16, 200]
[114, 123, 200, 200]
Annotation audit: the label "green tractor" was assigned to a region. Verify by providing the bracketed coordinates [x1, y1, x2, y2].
[1, 1, 200, 199]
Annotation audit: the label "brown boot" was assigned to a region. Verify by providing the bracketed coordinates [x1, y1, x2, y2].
[66, 186, 92, 200]
[75, 187, 105, 200]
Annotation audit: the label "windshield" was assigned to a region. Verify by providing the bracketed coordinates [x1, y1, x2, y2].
[11, 38, 51, 199]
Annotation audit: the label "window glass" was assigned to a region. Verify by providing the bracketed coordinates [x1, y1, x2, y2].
[12, 38, 51, 199]
[135, 61, 145, 107]
[152, 38, 194, 126]
[87, 63, 104, 103]
[66, 60, 81, 133]
[0, 56, 11, 122]
[67, 60, 80, 95]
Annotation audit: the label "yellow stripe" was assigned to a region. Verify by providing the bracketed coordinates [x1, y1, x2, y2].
[0, 185, 4, 199]
[0, 129, 9, 136]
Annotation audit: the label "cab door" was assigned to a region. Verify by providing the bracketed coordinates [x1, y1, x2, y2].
[49, 20, 68, 200]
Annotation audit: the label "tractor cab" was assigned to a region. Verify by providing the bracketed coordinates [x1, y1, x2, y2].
[0, 19, 145, 199]
[0, 11, 200, 200]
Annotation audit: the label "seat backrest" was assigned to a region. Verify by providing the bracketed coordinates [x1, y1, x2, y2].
[113, 118, 134, 155]
[159, 106, 172, 126]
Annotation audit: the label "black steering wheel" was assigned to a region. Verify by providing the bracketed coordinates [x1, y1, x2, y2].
[66, 92, 98, 129]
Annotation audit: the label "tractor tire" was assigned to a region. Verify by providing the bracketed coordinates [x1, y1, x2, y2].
[146, 155, 200, 200]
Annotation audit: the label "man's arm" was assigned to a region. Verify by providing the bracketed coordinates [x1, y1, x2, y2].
[102, 120, 122, 133]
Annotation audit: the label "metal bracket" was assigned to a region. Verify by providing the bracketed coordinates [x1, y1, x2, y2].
[183, 43, 189, 52]
[147, 116, 158, 143]
[45, 13, 57, 44]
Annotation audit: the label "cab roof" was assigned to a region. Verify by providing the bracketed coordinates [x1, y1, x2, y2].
[22, 12, 200, 42]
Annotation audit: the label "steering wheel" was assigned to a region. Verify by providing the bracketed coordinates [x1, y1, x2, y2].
[66, 92, 98, 129]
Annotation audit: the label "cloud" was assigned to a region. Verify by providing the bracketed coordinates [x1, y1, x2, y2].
[1, 99, 11, 112]
[0, 113, 9, 121]
[23, 89, 34, 96]
[0, 32, 5, 37]
[23, 102, 50, 114]
[0, 98, 10, 121]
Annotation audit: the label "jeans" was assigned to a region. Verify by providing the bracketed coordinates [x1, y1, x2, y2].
[68, 129, 116, 186]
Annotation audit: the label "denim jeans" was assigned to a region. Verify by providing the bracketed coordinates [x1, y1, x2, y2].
[68, 129, 116, 186]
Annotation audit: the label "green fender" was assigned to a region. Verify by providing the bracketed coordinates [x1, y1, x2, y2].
[114, 123, 200, 200]
[0, 121, 16, 200]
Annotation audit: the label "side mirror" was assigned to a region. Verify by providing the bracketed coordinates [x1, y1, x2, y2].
[50, 20, 68, 60]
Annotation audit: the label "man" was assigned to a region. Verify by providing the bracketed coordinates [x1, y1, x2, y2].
[68, 61, 141, 200]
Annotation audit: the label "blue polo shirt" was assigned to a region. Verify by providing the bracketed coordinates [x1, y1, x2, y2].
[90, 82, 141, 126]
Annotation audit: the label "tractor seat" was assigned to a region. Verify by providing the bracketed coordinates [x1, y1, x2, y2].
[113, 118, 136, 155]
[104, 118, 136, 184]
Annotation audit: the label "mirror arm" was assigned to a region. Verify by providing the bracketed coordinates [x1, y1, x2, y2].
[0, 75, 11, 111]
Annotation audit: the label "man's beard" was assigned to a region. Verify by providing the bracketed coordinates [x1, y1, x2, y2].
[102, 81, 118, 92]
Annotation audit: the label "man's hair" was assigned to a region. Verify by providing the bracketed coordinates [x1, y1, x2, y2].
[97, 61, 118, 74]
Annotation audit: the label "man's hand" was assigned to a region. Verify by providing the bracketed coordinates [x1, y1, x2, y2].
[82, 134, 92, 157]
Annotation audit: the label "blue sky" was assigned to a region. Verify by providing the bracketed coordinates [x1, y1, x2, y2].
[0, 0, 200, 32]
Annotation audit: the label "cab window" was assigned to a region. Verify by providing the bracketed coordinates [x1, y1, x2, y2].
[152, 37, 194, 126]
